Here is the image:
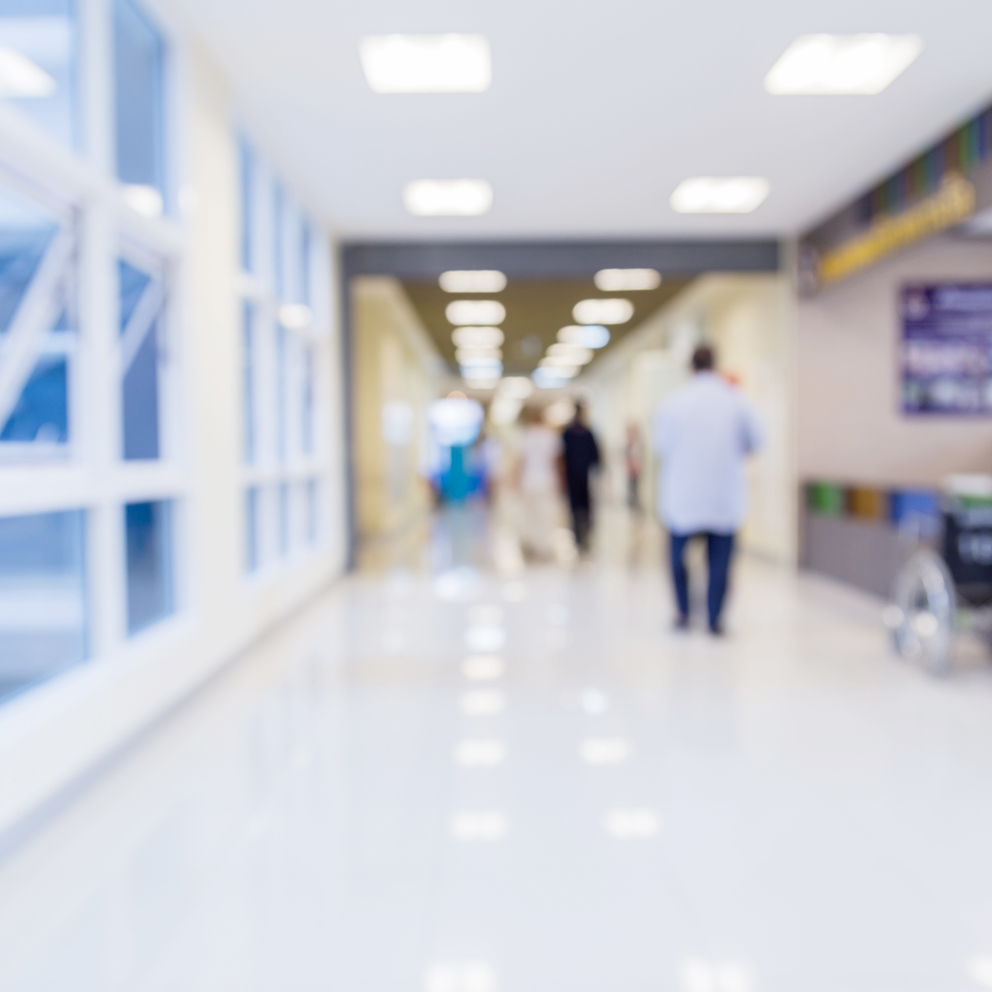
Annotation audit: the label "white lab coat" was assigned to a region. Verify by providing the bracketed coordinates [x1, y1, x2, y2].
[651, 372, 763, 534]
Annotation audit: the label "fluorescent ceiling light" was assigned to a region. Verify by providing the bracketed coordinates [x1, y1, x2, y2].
[449, 811, 507, 841]
[278, 303, 313, 329]
[538, 361, 580, 378]
[604, 808, 661, 839]
[447, 300, 505, 325]
[455, 346, 501, 364]
[532, 367, 571, 389]
[424, 962, 498, 992]
[453, 739, 507, 767]
[459, 689, 506, 714]
[558, 324, 610, 349]
[461, 655, 504, 680]
[359, 34, 491, 93]
[498, 376, 532, 399]
[572, 298, 634, 325]
[765, 34, 922, 95]
[404, 179, 492, 216]
[579, 737, 632, 765]
[452, 326, 504, 348]
[0, 47, 56, 98]
[122, 184, 164, 218]
[670, 177, 770, 214]
[548, 343, 593, 364]
[440, 270, 507, 293]
[461, 363, 503, 379]
[594, 268, 661, 291]
[541, 355, 582, 369]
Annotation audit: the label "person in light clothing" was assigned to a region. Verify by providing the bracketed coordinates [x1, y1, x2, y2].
[516, 405, 560, 560]
[651, 345, 763, 634]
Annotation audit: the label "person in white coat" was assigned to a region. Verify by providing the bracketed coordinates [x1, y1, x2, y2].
[652, 345, 763, 634]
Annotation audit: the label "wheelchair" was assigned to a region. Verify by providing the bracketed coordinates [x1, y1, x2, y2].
[887, 481, 992, 676]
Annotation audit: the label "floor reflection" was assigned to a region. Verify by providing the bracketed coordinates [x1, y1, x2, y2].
[1, 504, 992, 991]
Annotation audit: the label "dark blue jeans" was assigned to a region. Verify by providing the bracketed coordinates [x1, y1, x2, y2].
[670, 531, 735, 630]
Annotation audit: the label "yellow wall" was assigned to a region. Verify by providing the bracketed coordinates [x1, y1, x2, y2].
[352, 277, 445, 540]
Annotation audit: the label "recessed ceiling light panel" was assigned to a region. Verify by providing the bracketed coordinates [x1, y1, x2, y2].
[670, 177, 770, 214]
[452, 325, 504, 348]
[359, 34, 491, 93]
[439, 270, 507, 293]
[455, 346, 501, 364]
[446, 300, 505, 325]
[572, 298, 634, 325]
[558, 325, 611, 349]
[765, 34, 922, 95]
[547, 343, 593, 364]
[404, 179, 493, 216]
[594, 268, 661, 291]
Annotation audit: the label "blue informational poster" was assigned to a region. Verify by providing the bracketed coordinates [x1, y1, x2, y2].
[902, 284, 992, 414]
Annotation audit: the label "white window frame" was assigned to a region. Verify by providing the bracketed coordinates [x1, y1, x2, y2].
[237, 136, 331, 582]
[0, 0, 189, 673]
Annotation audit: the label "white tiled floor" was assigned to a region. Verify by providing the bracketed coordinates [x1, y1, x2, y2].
[4, 506, 992, 991]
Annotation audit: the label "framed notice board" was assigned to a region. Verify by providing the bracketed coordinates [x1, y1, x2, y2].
[902, 284, 992, 414]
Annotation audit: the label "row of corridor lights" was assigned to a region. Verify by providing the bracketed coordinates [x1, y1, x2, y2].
[441, 268, 660, 390]
[359, 33, 923, 217]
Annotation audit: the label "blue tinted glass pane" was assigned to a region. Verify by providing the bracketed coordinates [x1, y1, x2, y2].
[118, 259, 151, 331]
[301, 345, 313, 455]
[1, 354, 67, 443]
[276, 324, 286, 462]
[238, 137, 253, 272]
[278, 482, 288, 555]
[0, 186, 59, 338]
[0, 0, 76, 147]
[242, 301, 254, 463]
[305, 479, 317, 544]
[113, 0, 163, 194]
[245, 487, 259, 572]
[0, 508, 86, 702]
[300, 220, 311, 306]
[125, 500, 173, 634]
[273, 183, 284, 300]
[122, 317, 159, 459]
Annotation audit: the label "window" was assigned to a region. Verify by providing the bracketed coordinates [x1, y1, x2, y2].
[277, 482, 289, 555]
[245, 486, 259, 572]
[125, 500, 173, 635]
[0, 0, 77, 147]
[0, 509, 86, 701]
[242, 300, 255, 463]
[0, 180, 76, 457]
[113, 0, 164, 213]
[238, 137, 327, 572]
[238, 137, 254, 273]
[305, 478, 318, 545]
[119, 256, 165, 460]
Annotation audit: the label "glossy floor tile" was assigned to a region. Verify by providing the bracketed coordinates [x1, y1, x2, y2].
[3, 506, 992, 991]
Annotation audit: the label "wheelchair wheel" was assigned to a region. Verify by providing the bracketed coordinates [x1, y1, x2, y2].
[888, 550, 957, 676]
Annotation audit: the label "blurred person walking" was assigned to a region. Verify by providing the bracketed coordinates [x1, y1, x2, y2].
[516, 405, 560, 560]
[625, 422, 644, 512]
[652, 345, 762, 634]
[561, 402, 601, 554]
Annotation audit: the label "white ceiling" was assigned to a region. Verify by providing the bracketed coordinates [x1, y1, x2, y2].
[168, 0, 992, 240]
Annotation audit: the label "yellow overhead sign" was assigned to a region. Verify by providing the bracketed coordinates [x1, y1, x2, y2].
[818, 173, 976, 285]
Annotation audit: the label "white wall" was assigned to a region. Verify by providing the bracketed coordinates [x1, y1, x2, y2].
[0, 40, 347, 839]
[798, 233, 992, 485]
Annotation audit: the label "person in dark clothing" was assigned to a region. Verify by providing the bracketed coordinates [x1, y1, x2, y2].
[560, 402, 601, 554]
